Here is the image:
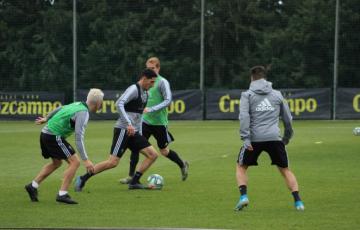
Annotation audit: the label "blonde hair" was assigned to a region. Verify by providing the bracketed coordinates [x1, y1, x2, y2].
[146, 57, 160, 68]
[87, 88, 104, 104]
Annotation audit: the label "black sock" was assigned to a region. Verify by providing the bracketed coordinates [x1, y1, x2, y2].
[292, 191, 301, 202]
[129, 151, 140, 177]
[81, 172, 93, 182]
[239, 185, 247, 196]
[131, 171, 143, 185]
[80, 172, 93, 187]
[166, 150, 185, 168]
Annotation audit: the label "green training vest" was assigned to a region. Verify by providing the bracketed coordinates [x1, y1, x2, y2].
[143, 75, 169, 125]
[47, 102, 88, 138]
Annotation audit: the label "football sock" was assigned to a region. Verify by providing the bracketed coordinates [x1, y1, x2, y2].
[167, 150, 185, 168]
[239, 185, 247, 195]
[32, 180, 39, 189]
[292, 191, 301, 202]
[129, 151, 140, 177]
[58, 190, 68, 196]
[81, 172, 93, 182]
[131, 171, 143, 184]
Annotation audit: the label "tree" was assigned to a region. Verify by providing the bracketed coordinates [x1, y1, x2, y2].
[0, 0, 359, 100]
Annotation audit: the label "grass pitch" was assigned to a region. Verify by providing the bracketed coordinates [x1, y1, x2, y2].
[0, 120, 359, 230]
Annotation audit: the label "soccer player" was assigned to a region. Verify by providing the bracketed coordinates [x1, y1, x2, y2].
[74, 68, 159, 190]
[235, 66, 305, 211]
[24, 88, 104, 204]
[119, 57, 189, 184]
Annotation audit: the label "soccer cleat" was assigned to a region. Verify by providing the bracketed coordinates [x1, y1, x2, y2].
[181, 161, 189, 181]
[119, 176, 132, 184]
[295, 200, 305, 211]
[56, 194, 78, 204]
[25, 183, 39, 202]
[74, 176, 85, 192]
[128, 183, 145, 190]
[234, 195, 249, 211]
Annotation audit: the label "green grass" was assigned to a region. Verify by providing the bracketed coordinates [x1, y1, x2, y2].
[0, 120, 360, 229]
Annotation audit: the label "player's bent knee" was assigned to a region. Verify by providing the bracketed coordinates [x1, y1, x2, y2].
[52, 159, 62, 168]
[141, 146, 158, 160]
[107, 159, 119, 168]
[73, 160, 81, 168]
[278, 167, 292, 176]
[146, 150, 158, 161]
[159, 148, 169, 156]
[68, 156, 80, 168]
[150, 152, 158, 161]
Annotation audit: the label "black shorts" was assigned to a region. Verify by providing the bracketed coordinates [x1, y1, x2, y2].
[110, 128, 151, 158]
[40, 132, 75, 160]
[237, 141, 289, 168]
[142, 122, 174, 149]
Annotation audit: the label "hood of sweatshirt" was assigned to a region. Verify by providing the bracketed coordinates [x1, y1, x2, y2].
[249, 79, 273, 95]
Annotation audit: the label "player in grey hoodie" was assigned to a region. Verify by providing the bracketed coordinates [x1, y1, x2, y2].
[235, 66, 305, 211]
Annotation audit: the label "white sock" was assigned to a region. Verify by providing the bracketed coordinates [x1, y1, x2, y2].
[59, 190, 68, 196]
[32, 180, 39, 188]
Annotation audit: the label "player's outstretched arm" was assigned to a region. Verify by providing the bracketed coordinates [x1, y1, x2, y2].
[35, 117, 47, 125]
[35, 106, 62, 124]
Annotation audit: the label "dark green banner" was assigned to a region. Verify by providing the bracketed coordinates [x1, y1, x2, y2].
[205, 89, 243, 120]
[2, 88, 352, 120]
[205, 88, 331, 120]
[167, 90, 202, 120]
[0, 91, 64, 120]
[336, 88, 360, 119]
[77, 89, 203, 120]
[281, 88, 331, 119]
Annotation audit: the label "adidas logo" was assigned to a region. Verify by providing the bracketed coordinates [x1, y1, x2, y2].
[256, 98, 275, 111]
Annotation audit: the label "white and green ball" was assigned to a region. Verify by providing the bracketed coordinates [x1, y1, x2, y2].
[353, 127, 360, 136]
[147, 174, 164, 189]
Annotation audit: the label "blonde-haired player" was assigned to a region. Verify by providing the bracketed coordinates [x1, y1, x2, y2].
[25, 88, 104, 204]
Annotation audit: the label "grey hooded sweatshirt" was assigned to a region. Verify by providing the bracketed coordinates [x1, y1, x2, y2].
[239, 79, 293, 147]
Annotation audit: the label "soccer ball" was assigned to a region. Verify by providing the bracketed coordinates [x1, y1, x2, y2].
[147, 174, 164, 189]
[353, 127, 360, 136]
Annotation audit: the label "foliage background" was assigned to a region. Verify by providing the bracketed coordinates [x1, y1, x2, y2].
[0, 0, 359, 102]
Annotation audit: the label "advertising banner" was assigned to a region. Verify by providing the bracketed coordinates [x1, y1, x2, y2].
[0, 91, 64, 120]
[205, 89, 243, 120]
[76, 89, 203, 120]
[205, 88, 331, 120]
[281, 88, 331, 119]
[0, 89, 335, 120]
[336, 88, 360, 119]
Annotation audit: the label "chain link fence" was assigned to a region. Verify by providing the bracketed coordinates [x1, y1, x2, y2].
[1, 0, 359, 103]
